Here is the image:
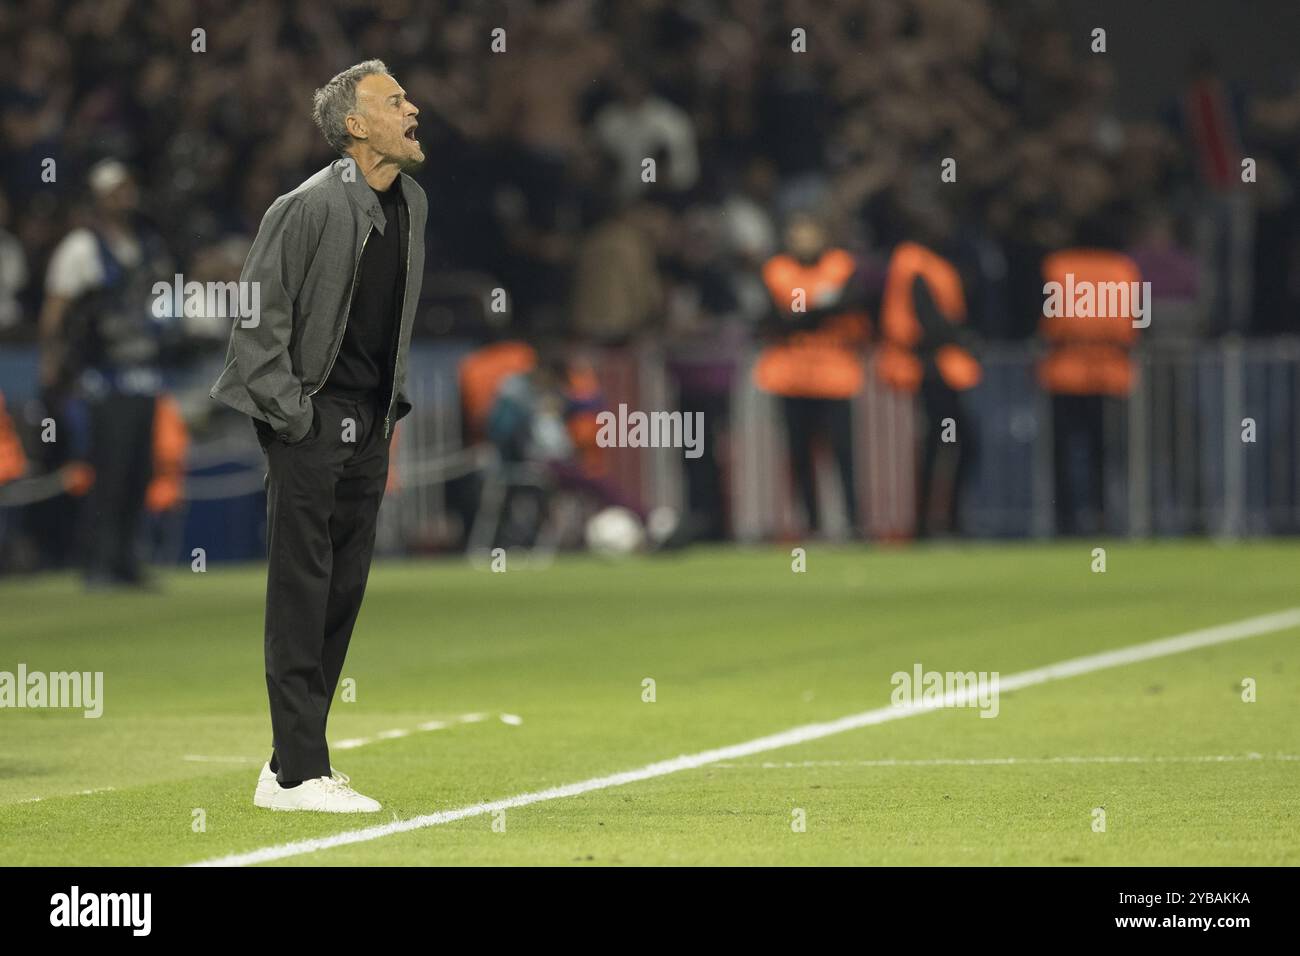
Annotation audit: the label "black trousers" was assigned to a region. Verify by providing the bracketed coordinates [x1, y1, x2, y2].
[255, 391, 391, 783]
[1051, 394, 1124, 535]
[781, 396, 858, 534]
[677, 384, 729, 541]
[917, 376, 978, 536]
[85, 391, 155, 583]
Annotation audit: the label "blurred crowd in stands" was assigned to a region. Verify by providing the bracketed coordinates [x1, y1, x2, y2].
[4, 0, 1299, 345]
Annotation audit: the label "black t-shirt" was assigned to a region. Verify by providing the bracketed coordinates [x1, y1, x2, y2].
[322, 179, 406, 397]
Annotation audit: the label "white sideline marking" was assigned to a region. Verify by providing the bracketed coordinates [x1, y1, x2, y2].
[15, 714, 524, 805]
[333, 712, 499, 750]
[716, 753, 1300, 769]
[191, 608, 1300, 867]
[183, 713, 521, 763]
[18, 786, 115, 804]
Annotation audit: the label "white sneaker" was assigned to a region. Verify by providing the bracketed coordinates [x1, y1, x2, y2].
[265, 770, 382, 813]
[253, 762, 280, 808]
[252, 763, 367, 809]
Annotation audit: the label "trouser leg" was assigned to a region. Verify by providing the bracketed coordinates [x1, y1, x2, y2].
[1081, 395, 1106, 534]
[262, 398, 340, 784]
[782, 397, 820, 532]
[920, 380, 976, 535]
[113, 395, 155, 580]
[1052, 394, 1078, 535]
[85, 394, 121, 581]
[680, 387, 728, 539]
[85, 392, 154, 582]
[1101, 396, 1128, 535]
[824, 398, 858, 530]
[949, 391, 978, 534]
[918, 389, 943, 537]
[320, 400, 389, 728]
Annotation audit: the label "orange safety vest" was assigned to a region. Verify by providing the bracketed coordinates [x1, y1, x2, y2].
[875, 241, 981, 394]
[0, 391, 27, 484]
[565, 361, 606, 476]
[145, 394, 189, 513]
[1037, 249, 1142, 396]
[754, 249, 868, 400]
[459, 340, 538, 439]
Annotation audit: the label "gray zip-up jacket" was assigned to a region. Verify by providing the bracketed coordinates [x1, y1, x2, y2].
[210, 158, 427, 442]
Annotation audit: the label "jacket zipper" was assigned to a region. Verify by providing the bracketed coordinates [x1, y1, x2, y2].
[309, 224, 372, 398]
[381, 204, 412, 440]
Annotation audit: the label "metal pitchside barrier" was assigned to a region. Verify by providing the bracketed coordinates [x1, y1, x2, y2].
[1, 338, 1299, 566]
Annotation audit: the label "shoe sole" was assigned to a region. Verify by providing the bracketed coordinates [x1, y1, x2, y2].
[255, 787, 381, 813]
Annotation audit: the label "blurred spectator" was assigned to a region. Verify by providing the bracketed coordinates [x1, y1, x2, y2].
[663, 205, 749, 542]
[594, 69, 700, 202]
[1171, 48, 1252, 336]
[0, 190, 27, 331]
[875, 207, 983, 537]
[39, 159, 177, 587]
[1245, 68, 1300, 335]
[1127, 207, 1199, 303]
[570, 200, 672, 344]
[755, 211, 869, 537]
[1037, 238, 1143, 536]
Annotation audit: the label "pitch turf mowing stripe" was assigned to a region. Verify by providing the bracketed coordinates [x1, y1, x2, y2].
[190, 607, 1300, 867]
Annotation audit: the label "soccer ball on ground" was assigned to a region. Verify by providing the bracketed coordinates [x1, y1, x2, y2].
[584, 506, 645, 556]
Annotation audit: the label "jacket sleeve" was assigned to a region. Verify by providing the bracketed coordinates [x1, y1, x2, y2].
[228, 196, 317, 442]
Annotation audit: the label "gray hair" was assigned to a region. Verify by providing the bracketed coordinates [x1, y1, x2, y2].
[312, 59, 391, 155]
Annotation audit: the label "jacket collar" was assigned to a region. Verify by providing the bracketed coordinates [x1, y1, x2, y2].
[334, 157, 402, 235]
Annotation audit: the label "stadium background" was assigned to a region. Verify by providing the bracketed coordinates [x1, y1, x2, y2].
[1, 0, 1299, 568]
[1, 0, 1300, 875]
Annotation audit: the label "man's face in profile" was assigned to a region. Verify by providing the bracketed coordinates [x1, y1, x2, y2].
[352, 72, 424, 171]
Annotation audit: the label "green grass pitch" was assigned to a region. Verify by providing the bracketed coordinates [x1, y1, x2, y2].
[1, 541, 1297, 866]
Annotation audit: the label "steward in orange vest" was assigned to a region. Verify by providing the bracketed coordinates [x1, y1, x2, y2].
[876, 241, 982, 536]
[876, 241, 981, 394]
[1037, 246, 1143, 534]
[754, 255, 868, 400]
[1037, 249, 1141, 397]
[754, 213, 868, 536]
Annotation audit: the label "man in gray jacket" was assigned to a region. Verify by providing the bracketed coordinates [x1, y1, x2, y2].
[211, 60, 426, 812]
